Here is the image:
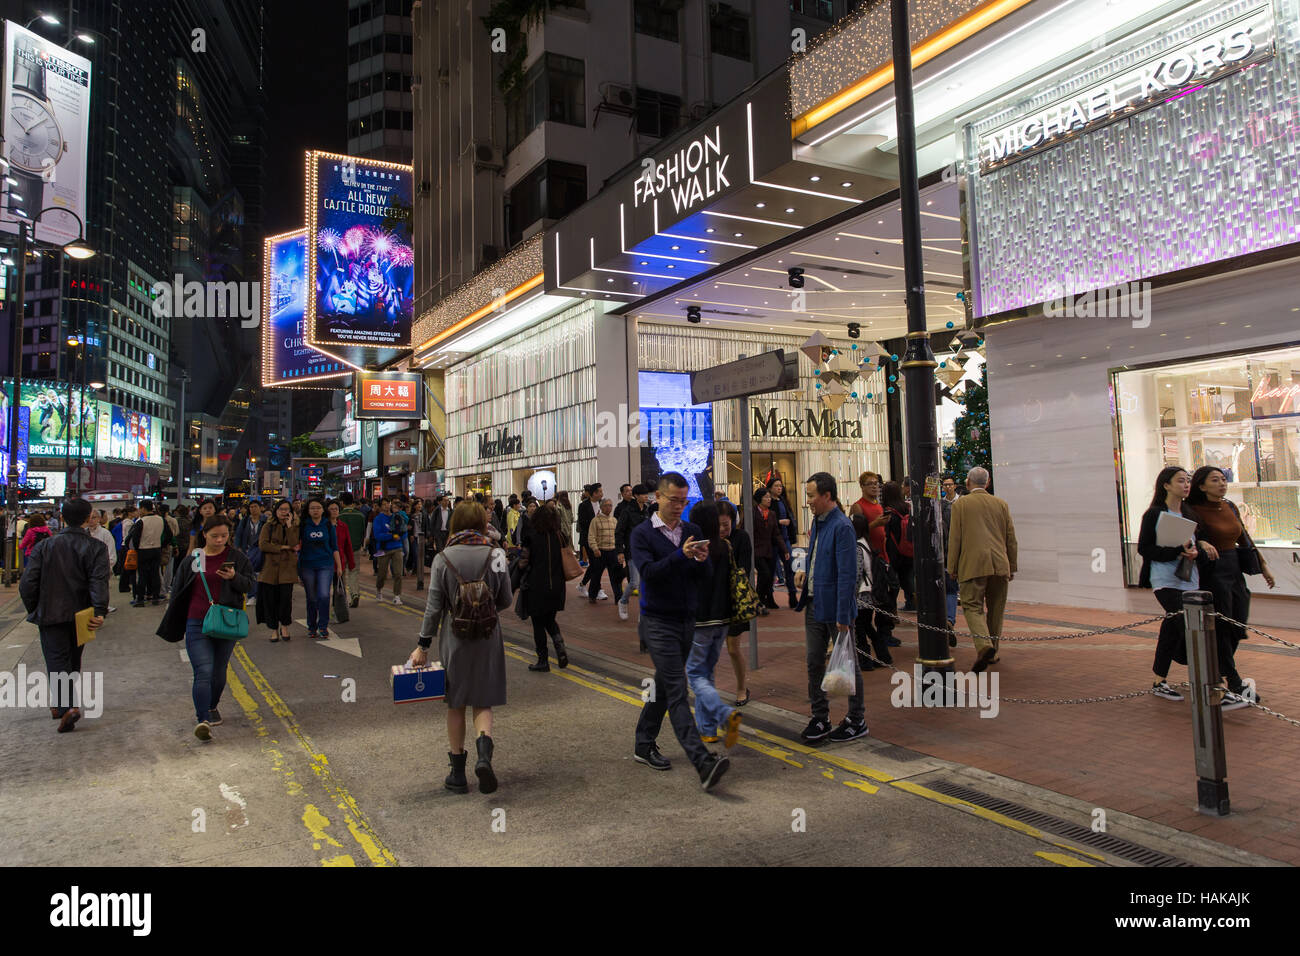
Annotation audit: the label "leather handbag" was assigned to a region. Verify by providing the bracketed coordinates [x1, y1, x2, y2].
[560, 543, 582, 581]
[198, 566, 248, 640]
[1227, 501, 1264, 575]
[728, 542, 760, 628]
[332, 574, 350, 624]
[124, 548, 138, 571]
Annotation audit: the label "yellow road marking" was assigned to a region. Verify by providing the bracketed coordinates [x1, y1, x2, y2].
[843, 779, 880, 795]
[1036, 850, 1096, 867]
[322, 854, 357, 867]
[890, 780, 1044, 839]
[232, 644, 397, 867]
[302, 804, 344, 850]
[737, 737, 803, 768]
[748, 728, 897, 783]
[1051, 842, 1107, 862]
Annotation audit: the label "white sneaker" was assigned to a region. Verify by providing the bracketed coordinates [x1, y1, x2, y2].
[393, 596, 403, 606]
[1151, 680, 1183, 701]
[1221, 690, 1250, 711]
[597, 590, 608, 600]
[108, 606, 117, 613]
[247, 595, 256, 604]
[618, 604, 628, 621]
[576, 583, 586, 593]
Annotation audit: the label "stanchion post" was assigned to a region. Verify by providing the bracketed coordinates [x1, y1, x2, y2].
[1183, 590, 1229, 815]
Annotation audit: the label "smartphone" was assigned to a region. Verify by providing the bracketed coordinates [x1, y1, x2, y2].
[220, 562, 234, 571]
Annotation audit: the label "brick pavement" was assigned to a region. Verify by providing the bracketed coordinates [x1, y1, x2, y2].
[494, 578, 1300, 865]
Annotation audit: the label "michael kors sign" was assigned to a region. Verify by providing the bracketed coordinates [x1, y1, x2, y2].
[477, 429, 522, 461]
[752, 407, 862, 441]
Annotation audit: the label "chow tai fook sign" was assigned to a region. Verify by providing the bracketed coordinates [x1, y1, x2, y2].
[354, 371, 423, 420]
[304, 150, 414, 366]
[261, 228, 350, 388]
[975, 1, 1276, 170]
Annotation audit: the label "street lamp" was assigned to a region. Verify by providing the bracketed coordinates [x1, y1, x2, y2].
[25, 14, 61, 29]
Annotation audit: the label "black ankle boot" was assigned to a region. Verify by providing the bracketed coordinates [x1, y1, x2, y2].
[529, 658, 550, 671]
[445, 751, 468, 793]
[475, 734, 497, 794]
[552, 635, 568, 669]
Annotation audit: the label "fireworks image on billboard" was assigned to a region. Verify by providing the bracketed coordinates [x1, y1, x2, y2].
[261, 228, 350, 388]
[305, 151, 414, 351]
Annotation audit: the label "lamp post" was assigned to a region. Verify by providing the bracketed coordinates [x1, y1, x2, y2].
[5, 209, 95, 550]
[889, 0, 950, 684]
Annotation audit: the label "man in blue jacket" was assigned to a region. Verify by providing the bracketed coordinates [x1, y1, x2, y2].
[371, 497, 405, 605]
[796, 472, 868, 744]
[629, 472, 730, 792]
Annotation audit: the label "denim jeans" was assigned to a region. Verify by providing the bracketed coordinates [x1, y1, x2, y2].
[185, 617, 237, 723]
[686, 624, 732, 737]
[619, 556, 640, 607]
[635, 613, 709, 770]
[301, 566, 333, 632]
[945, 572, 960, 625]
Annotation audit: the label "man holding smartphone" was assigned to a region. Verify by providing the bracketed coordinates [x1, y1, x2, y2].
[629, 473, 730, 792]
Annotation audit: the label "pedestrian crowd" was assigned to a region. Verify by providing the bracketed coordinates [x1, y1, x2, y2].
[16, 459, 1271, 795]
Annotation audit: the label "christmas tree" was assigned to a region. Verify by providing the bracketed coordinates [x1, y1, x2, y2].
[943, 363, 992, 480]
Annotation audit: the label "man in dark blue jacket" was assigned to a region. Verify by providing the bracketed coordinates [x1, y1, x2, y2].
[629, 472, 730, 791]
[796, 472, 868, 744]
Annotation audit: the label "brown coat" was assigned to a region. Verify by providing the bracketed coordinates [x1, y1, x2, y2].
[946, 487, 1018, 581]
[258, 520, 301, 584]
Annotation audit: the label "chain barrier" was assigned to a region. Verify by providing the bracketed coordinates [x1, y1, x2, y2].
[1212, 612, 1300, 652]
[858, 599, 1177, 644]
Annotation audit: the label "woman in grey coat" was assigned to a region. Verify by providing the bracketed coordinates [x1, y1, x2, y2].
[411, 500, 512, 795]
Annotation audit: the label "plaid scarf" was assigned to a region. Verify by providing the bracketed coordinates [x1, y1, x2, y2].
[446, 530, 490, 548]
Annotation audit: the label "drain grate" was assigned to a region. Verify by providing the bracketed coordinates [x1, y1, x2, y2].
[927, 781, 1192, 867]
[870, 744, 930, 762]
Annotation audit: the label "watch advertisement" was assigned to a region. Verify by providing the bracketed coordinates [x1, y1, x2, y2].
[261, 228, 349, 388]
[304, 150, 414, 350]
[0, 21, 91, 247]
[637, 371, 715, 510]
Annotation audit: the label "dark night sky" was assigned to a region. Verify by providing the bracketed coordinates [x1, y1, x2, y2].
[263, 0, 349, 235]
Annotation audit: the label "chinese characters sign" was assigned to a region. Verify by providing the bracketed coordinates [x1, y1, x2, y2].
[354, 372, 423, 420]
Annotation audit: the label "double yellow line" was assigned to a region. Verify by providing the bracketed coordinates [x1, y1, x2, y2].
[379, 601, 1099, 865]
[225, 644, 398, 867]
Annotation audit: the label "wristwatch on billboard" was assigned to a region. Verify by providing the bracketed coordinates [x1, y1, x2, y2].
[5, 35, 65, 216]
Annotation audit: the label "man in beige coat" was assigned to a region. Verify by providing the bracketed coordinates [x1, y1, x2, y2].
[946, 466, 1017, 672]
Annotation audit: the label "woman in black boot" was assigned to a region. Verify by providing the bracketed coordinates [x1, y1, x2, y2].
[411, 501, 513, 794]
[520, 503, 568, 670]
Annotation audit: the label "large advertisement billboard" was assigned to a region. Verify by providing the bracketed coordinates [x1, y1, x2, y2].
[305, 151, 414, 350]
[0, 21, 92, 247]
[95, 404, 162, 465]
[261, 228, 350, 388]
[637, 371, 714, 509]
[0, 405, 29, 486]
[1, 380, 97, 458]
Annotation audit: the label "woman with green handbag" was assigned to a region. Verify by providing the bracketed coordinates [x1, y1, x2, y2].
[157, 514, 255, 741]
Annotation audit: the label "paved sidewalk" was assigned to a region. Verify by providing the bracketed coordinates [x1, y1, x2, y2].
[480, 576, 1300, 865]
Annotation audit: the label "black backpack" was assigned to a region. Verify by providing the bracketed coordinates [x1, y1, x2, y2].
[446, 548, 498, 641]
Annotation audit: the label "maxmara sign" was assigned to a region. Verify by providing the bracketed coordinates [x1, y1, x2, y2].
[751, 407, 862, 441]
[477, 429, 522, 461]
[978, 3, 1275, 169]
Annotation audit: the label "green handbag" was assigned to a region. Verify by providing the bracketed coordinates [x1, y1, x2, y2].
[198, 561, 249, 640]
[728, 541, 760, 628]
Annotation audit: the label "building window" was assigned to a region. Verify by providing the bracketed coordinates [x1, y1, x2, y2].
[635, 0, 679, 42]
[1113, 343, 1300, 592]
[710, 7, 750, 61]
[506, 54, 585, 151]
[636, 88, 682, 139]
[505, 160, 587, 248]
[790, 0, 834, 21]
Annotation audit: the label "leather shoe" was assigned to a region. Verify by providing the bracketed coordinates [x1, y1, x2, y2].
[633, 746, 671, 771]
[528, 660, 550, 672]
[971, 646, 997, 674]
[57, 708, 82, 733]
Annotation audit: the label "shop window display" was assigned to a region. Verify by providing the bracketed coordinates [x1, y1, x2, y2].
[1113, 344, 1300, 594]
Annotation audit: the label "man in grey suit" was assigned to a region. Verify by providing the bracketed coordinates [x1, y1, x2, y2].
[946, 466, 1018, 673]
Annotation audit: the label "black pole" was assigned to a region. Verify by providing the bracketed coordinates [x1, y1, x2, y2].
[8, 222, 28, 519]
[890, 0, 950, 684]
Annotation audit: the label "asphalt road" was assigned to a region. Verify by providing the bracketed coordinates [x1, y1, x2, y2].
[0, 586, 1108, 867]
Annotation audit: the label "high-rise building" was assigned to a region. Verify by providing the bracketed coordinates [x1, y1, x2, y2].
[411, 0, 850, 318]
[347, 0, 413, 163]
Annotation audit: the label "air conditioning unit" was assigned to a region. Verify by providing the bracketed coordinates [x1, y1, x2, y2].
[600, 82, 635, 109]
[689, 101, 712, 121]
[473, 142, 503, 170]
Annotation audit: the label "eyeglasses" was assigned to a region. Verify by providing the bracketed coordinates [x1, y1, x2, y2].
[662, 495, 689, 505]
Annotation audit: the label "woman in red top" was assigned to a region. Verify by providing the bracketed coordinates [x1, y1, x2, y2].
[328, 500, 357, 608]
[20, 514, 53, 559]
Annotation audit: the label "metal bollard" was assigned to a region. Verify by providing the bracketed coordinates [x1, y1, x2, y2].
[1182, 590, 1229, 816]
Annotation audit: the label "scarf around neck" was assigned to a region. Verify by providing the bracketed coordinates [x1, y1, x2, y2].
[446, 530, 490, 548]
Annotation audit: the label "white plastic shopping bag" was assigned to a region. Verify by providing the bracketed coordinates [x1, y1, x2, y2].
[820, 628, 856, 697]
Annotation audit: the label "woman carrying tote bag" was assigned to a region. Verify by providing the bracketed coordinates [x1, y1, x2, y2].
[157, 515, 255, 741]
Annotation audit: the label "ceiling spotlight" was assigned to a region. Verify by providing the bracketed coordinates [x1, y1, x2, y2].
[785, 207, 794, 213]
[787, 267, 804, 289]
[809, 175, 821, 182]
[670, 245, 680, 250]
[733, 232, 743, 237]
[755, 202, 766, 208]
[706, 227, 714, 233]
[686, 305, 701, 324]
[847, 322, 860, 339]
[698, 249, 706, 254]
[840, 181, 853, 188]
